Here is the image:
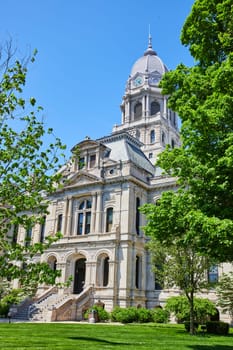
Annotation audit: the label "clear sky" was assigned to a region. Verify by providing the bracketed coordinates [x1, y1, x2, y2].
[0, 0, 195, 157]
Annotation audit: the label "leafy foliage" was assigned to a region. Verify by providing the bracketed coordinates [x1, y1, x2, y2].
[84, 305, 110, 322]
[0, 42, 66, 295]
[165, 296, 217, 324]
[142, 0, 233, 334]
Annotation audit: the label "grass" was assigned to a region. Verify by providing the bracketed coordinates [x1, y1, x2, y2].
[0, 322, 232, 350]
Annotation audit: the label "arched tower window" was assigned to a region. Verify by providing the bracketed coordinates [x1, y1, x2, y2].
[106, 207, 113, 232]
[171, 139, 175, 149]
[151, 101, 160, 115]
[134, 102, 142, 120]
[77, 200, 92, 235]
[150, 130, 155, 143]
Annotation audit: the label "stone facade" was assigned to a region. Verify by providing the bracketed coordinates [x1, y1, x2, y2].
[15, 38, 233, 323]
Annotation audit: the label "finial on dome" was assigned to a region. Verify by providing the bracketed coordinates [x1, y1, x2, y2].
[144, 26, 157, 56]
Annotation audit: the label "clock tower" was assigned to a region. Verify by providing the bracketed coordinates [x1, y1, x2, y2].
[112, 36, 180, 165]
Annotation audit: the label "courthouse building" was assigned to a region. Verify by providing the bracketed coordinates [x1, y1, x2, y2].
[15, 38, 231, 322]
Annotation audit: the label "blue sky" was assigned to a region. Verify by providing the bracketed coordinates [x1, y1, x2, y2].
[1, 0, 195, 157]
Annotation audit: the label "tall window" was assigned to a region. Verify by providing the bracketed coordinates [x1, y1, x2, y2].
[106, 207, 113, 232]
[136, 197, 140, 235]
[151, 101, 160, 115]
[134, 102, 142, 120]
[40, 216, 46, 243]
[171, 139, 175, 148]
[89, 154, 96, 168]
[12, 224, 19, 244]
[103, 257, 109, 287]
[77, 200, 92, 235]
[150, 130, 155, 143]
[135, 255, 141, 289]
[78, 157, 85, 170]
[162, 131, 166, 144]
[208, 265, 218, 283]
[25, 227, 32, 247]
[57, 214, 63, 233]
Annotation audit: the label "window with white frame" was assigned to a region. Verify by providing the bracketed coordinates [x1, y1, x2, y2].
[77, 199, 92, 235]
[106, 207, 113, 232]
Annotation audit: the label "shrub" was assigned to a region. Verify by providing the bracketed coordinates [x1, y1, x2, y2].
[136, 308, 153, 323]
[111, 307, 138, 323]
[206, 321, 229, 335]
[84, 305, 110, 322]
[152, 308, 169, 323]
[0, 303, 9, 317]
[165, 296, 217, 323]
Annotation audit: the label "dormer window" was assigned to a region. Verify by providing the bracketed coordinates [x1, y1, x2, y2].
[89, 154, 96, 168]
[78, 157, 85, 170]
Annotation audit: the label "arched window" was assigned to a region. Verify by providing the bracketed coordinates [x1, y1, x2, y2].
[103, 257, 109, 287]
[135, 255, 141, 289]
[150, 130, 155, 143]
[106, 207, 113, 232]
[96, 254, 109, 287]
[48, 256, 57, 271]
[151, 101, 160, 115]
[136, 197, 140, 235]
[171, 139, 175, 148]
[77, 200, 92, 235]
[134, 102, 142, 120]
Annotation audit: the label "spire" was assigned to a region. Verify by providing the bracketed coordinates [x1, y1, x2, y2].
[144, 28, 157, 56]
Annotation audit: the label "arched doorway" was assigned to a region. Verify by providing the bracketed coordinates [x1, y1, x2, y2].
[73, 258, 86, 294]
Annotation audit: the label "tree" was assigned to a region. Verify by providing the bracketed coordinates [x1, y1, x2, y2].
[141, 0, 233, 334]
[165, 296, 216, 325]
[216, 272, 233, 319]
[0, 41, 66, 296]
[157, 0, 233, 260]
[141, 191, 218, 334]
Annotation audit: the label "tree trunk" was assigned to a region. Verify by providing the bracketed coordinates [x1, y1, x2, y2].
[189, 291, 195, 335]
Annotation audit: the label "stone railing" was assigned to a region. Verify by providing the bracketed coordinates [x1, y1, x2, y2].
[51, 285, 94, 321]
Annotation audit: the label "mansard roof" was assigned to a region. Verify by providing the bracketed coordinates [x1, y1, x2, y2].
[98, 132, 155, 175]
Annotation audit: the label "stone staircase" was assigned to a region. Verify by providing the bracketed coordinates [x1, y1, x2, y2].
[12, 285, 94, 322]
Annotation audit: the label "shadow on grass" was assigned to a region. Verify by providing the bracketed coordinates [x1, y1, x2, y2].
[187, 346, 233, 350]
[68, 336, 142, 346]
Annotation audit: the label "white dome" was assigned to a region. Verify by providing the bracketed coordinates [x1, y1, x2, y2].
[130, 38, 168, 77]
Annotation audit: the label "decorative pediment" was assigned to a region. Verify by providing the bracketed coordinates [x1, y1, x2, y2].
[64, 171, 101, 187]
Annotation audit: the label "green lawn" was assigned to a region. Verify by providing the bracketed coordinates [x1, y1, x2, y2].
[0, 322, 232, 350]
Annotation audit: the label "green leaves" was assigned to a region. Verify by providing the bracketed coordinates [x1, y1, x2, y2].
[0, 42, 66, 295]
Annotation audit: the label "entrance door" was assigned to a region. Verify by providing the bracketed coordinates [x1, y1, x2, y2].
[73, 258, 86, 294]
